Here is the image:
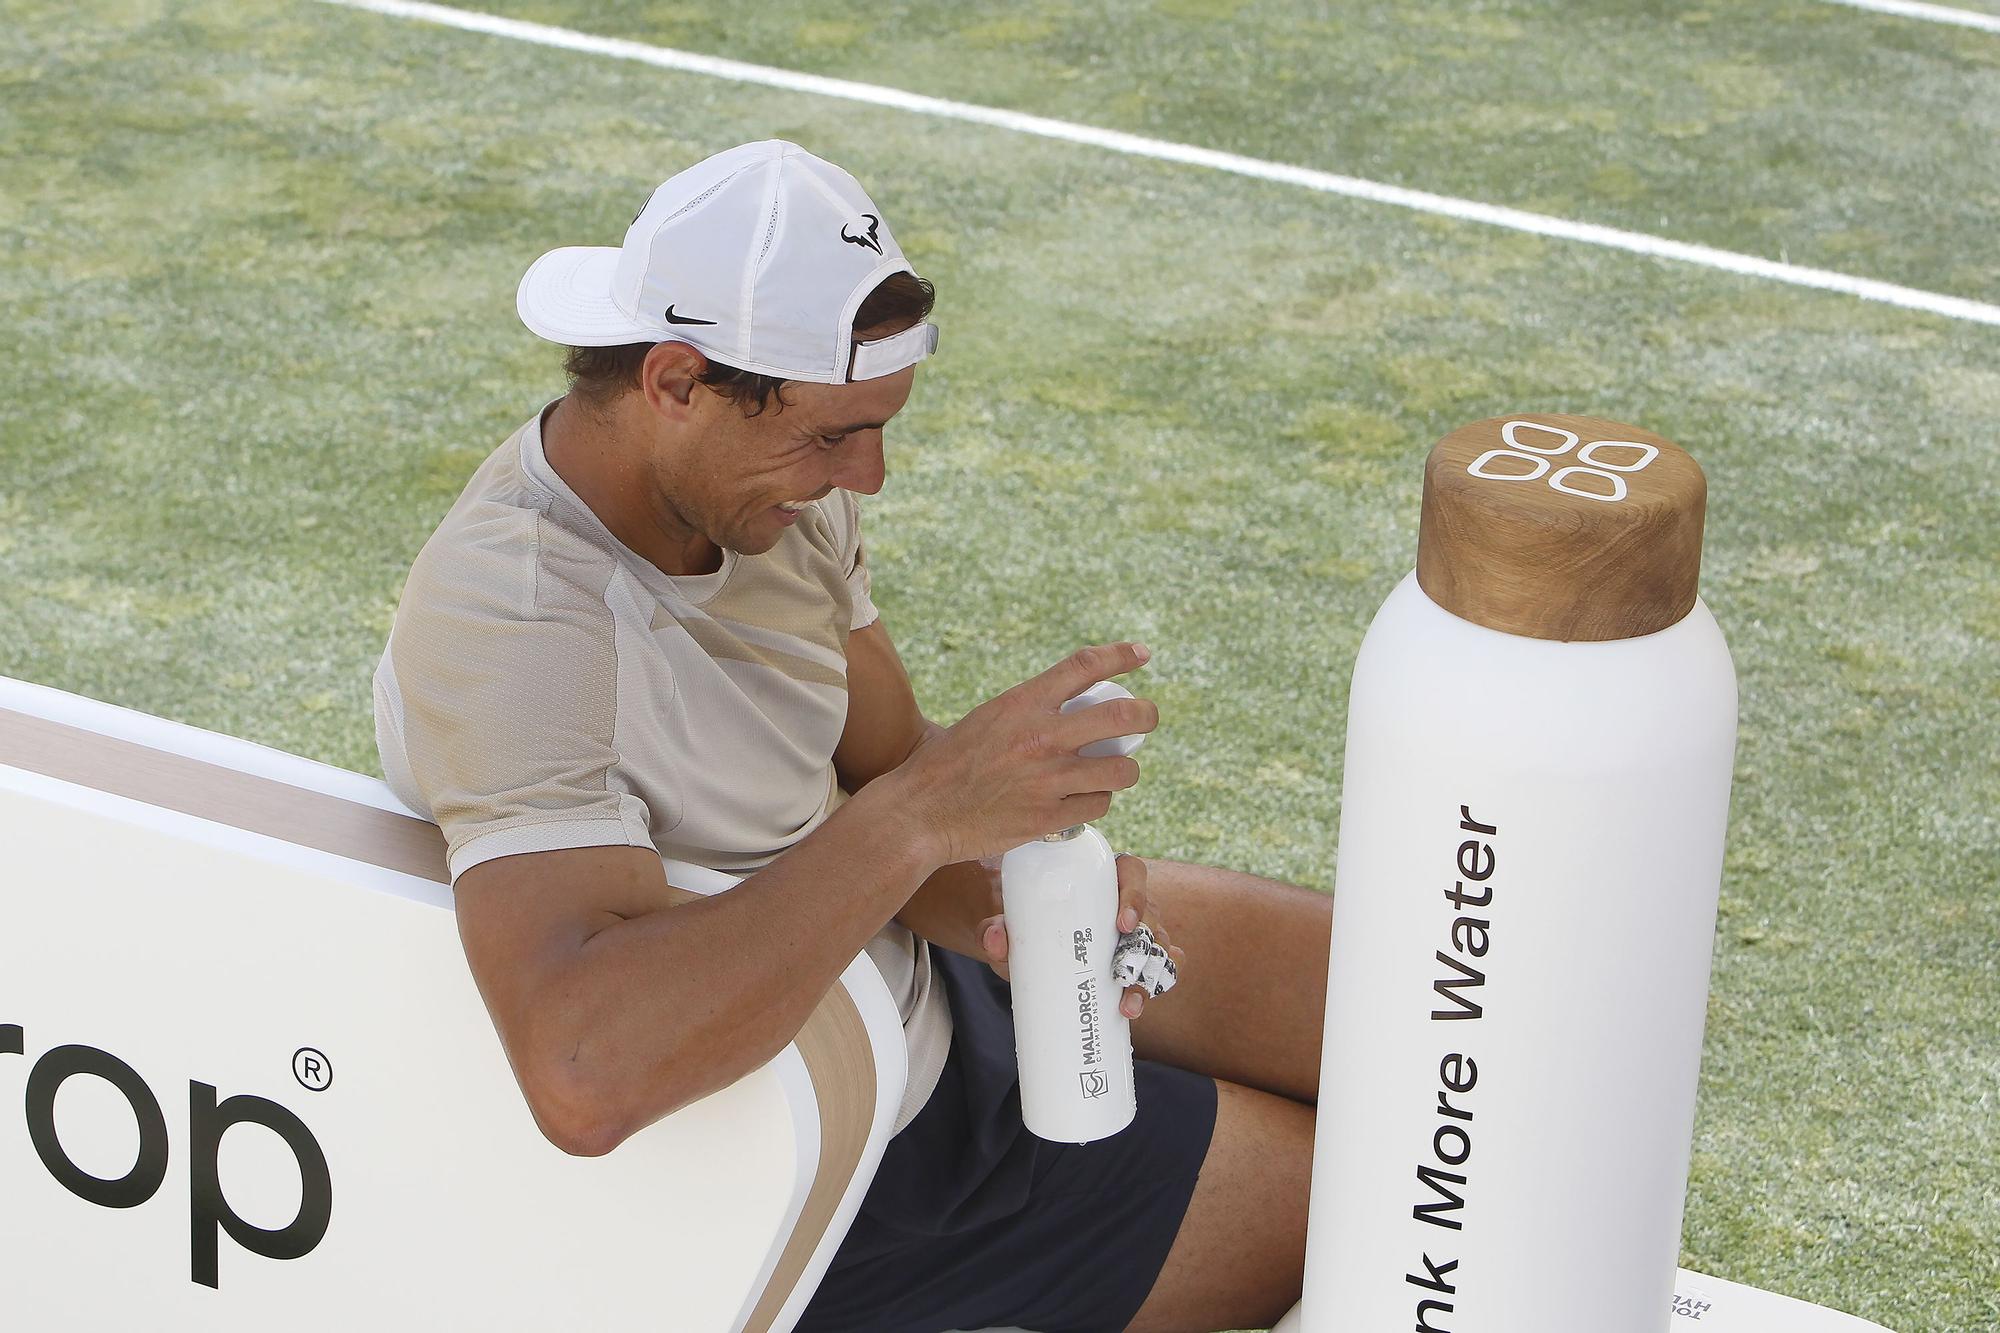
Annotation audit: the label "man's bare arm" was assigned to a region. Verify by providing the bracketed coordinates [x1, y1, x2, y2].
[454, 780, 933, 1158]
[456, 641, 1154, 1157]
[833, 620, 930, 790]
[835, 620, 1002, 961]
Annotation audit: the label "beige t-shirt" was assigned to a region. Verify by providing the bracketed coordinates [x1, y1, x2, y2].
[372, 403, 952, 1134]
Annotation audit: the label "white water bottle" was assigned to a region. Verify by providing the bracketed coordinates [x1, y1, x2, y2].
[1301, 416, 1738, 1331]
[1000, 680, 1146, 1144]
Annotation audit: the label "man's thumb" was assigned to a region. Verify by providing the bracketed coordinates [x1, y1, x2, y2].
[977, 915, 1009, 978]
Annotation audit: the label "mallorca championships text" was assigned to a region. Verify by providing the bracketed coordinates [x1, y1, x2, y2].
[1407, 804, 1498, 1332]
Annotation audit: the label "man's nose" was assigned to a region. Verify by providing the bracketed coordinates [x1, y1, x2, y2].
[834, 431, 887, 495]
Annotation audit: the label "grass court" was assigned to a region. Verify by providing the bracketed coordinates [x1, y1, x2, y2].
[2, 2, 1995, 1327]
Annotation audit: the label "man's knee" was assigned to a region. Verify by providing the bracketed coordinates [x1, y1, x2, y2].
[1125, 1080, 1310, 1332]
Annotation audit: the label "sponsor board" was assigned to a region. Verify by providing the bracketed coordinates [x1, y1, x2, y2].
[0, 679, 905, 1331]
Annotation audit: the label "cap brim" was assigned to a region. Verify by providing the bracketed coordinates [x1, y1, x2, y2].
[516, 247, 659, 346]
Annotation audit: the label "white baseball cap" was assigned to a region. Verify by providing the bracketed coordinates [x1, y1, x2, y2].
[516, 139, 938, 385]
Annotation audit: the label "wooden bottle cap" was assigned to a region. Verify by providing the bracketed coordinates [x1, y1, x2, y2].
[1416, 414, 1707, 642]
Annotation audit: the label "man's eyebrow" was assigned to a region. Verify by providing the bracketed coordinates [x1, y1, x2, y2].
[822, 420, 888, 435]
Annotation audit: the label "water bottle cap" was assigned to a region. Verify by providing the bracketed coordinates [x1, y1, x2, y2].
[1416, 414, 1707, 642]
[1061, 680, 1146, 759]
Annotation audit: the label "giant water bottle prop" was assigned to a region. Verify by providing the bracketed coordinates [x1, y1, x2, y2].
[1001, 681, 1147, 1144]
[1301, 415, 1738, 1331]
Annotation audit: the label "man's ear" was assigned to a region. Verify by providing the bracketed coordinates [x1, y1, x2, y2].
[639, 341, 706, 418]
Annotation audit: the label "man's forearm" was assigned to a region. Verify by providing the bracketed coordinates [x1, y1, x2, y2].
[851, 716, 1003, 962]
[895, 856, 1002, 960]
[557, 776, 940, 1152]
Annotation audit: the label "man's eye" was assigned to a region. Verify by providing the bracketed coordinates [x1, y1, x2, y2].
[818, 434, 845, 448]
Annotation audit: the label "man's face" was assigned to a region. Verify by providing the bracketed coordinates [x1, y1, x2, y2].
[665, 359, 917, 558]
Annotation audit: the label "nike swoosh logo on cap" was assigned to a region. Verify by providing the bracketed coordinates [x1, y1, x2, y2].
[663, 305, 717, 326]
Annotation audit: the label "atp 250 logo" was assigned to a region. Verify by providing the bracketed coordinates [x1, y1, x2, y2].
[2, 1022, 331, 1289]
[1467, 420, 1660, 503]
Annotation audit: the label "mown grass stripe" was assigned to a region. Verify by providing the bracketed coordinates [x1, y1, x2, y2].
[314, 0, 2000, 331]
[1818, 0, 2000, 35]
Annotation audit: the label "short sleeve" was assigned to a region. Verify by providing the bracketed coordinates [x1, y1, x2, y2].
[837, 489, 880, 631]
[375, 511, 658, 884]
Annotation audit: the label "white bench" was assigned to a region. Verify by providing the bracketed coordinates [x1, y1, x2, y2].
[0, 673, 904, 1330]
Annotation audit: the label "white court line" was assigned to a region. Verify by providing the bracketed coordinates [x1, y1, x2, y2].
[1817, 0, 2000, 35]
[317, 0, 2000, 330]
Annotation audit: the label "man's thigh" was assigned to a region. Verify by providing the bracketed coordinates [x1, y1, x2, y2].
[1128, 859, 1333, 1105]
[1124, 1076, 1312, 1333]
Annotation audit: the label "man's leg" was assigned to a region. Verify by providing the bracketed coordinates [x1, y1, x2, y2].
[1127, 859, 1332, 1103]
[1123, 1076, 1313, 1333]
[1116, 859, 1331, 1330]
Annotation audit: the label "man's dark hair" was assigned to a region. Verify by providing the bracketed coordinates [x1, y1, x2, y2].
[561, 271, 936, 418]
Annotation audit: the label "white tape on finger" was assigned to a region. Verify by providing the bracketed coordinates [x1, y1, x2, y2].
[1111, 924, 1179, 997]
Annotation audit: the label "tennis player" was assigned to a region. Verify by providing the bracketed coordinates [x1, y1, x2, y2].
[374, 139, 1328, 1333]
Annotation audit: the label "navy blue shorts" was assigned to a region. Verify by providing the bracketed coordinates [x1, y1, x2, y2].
[796, 945, 1219, 1333]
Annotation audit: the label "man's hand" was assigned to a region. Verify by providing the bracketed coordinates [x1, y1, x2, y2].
[976, 853, 1185, 1020]
[883, 641, 1159, 868]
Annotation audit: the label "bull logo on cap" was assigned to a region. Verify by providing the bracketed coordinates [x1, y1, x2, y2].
[840, 213, 884, 254]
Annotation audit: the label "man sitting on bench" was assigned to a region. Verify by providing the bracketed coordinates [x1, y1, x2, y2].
[372, 139, 1330, 1333]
